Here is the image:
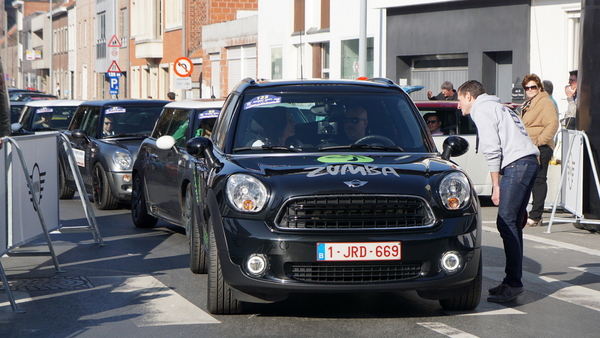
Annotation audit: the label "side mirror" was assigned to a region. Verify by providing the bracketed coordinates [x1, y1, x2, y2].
[71, 129, 89, 141]
[441, 136, 469, 160]
[156, 135, 176, 150]
[186, 137, 222, 168]
[11, 123, 23, 132]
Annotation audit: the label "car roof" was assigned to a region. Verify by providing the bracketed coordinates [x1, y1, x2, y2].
[25, 99, 85, 107]
[231, 77, 405, 94]
[413, 101, 460, 108]
[163, 99, 225, 110]
[79, 99, 171, 106]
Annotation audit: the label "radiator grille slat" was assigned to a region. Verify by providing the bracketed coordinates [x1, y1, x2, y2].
[276, 195, 434, 230]
[289, 262, 422, 283]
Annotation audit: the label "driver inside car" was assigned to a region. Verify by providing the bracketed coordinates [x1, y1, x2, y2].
[343, 106, 369, 142]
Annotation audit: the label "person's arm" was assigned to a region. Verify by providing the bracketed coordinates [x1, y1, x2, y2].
[536, 100, 560, 146]
[490, 171, 501, 206]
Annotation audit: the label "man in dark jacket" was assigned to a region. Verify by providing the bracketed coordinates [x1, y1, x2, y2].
[0, 58, 12, 148]
[427, 81, 458, 101]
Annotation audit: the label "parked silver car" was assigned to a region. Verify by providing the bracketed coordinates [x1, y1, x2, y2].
[59, 99, 169, 209]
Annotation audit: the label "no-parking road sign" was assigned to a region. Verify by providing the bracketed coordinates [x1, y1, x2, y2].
[174, 57, 194, 77]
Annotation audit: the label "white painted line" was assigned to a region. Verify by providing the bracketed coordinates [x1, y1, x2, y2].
[482, 225, 600, 257]
[485, 267, 600, 312]
[447, 300, 525, 316]
[109, 275, 220, 326]
[570, 266, 600, 277]
[418, 322, 479, 338]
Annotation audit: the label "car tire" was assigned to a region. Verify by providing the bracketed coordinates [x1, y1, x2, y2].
[92, 163, 119, 210]
[439, 257, 482, 311]
[187, 185, 207, 274]
[131, 174, 158, 228]
[207, 216, 243, 314]
[58, 163, 76, 200]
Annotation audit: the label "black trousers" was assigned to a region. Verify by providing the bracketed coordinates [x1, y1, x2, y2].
[529, 145, 553, 221]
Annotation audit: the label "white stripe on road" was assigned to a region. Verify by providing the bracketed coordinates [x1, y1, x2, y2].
[485, 267, 600, 312]
[570, 266, 600, 277]
[106, 275, 220, 326]
[482, 225, 600, 257]
[418, 322, 479, 338]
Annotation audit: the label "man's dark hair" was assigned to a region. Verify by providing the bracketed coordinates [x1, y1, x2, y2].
[457, 80, 486, 99]
[423, 112, 441, 122]
[569, 70, 578, 78]
[167, 92, 176, 100]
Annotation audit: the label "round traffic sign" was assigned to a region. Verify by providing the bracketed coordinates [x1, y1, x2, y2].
[174, 57, 194, 77]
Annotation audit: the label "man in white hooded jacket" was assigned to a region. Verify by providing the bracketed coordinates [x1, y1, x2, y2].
[457, 80, 539, 303]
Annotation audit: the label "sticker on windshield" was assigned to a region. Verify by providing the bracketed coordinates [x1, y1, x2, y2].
[198, 109, 220, 119]
[317, 155, 374, 163]
[35, 107, 53, 114]
[244, 95, 282, 109]
[105, 107, 126, 114]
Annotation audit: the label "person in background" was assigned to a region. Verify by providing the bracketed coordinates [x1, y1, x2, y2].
[423, 112, 445, 135]
[543, 80, 559, 115]
[167, 92, 176, 101]
[563, 70, 578, 129]
[343, 106, 369, 141]
[55, 83, 61, 98]
[427, 81, 458, 101]
[457, 80, 539, 303]
[520, 74, 559, 227]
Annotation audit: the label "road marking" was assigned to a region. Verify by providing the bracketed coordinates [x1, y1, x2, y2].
[418, 322, 479, 338]
[482, 225, 600, 257]
[107, 275, 220, 326]
[446, 299, 524, 316]
[570, 266, 600, 277]
[485, 267, 600, 312]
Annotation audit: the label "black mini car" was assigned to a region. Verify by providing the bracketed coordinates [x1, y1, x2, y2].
[134, 78, 481, 314]
[59, 99, 169, 209]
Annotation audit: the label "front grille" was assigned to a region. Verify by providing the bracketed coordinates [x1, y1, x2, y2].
[289, 261, 422, 283]
[276, 195, 434, 230]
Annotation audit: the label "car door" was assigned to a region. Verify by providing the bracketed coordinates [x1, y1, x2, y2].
[67, 105, 101, 191]
[146, 108, 191, 222]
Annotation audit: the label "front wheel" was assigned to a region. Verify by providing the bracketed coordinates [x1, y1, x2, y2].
[207, 216, 243, 314]
[58, 163, 75, 199]
[92, 163, 119, 210]
[187, 185, 207, 274]
[439, 257, 482, 311]
[131, 175, 158, 228]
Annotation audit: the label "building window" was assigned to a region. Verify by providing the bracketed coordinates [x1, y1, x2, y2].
[311, 42, 329, 79]
[294, 0, 305, 33]
[119, 8, 129, 47]
[271, 47, 283, 80]
[567, 11, 580, 72]
[341, 38, 373, 79]
[227, 45, 257, 94]
[96, 12, 106, 59]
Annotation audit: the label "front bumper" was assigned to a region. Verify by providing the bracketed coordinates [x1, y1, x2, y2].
[109, 171, 133, 201]
[216, 214, 480, 300]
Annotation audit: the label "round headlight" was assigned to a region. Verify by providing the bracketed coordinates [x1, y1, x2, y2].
[439, 172, 471, 210]
[112, 150, 133, 170]
[226, 174, 268, 212]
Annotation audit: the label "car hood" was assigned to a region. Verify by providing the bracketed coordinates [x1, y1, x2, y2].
[226, 153, 462, 197]
[103, 138, 144, 159]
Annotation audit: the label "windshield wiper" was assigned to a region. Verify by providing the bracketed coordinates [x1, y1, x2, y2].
[318, 144, 404, 152]
[233, 145, 302, 152]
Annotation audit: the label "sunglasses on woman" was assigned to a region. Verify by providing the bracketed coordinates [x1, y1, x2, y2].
[524, 85, 538, 91]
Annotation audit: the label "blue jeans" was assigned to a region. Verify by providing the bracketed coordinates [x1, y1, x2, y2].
[497, 155, 539, 287]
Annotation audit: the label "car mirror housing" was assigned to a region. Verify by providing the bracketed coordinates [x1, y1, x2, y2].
[186, 137, 223, 168]
[71, 129, 89, 141]
[11, 122, 22, 132]
[441, 136, 469, 160]
[156, 135, 176, 150]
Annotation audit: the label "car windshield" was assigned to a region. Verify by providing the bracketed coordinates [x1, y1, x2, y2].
[101, 105, 164, 138]
[232, 91, 428, 153]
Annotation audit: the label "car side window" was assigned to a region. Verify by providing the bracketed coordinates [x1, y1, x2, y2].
[459, 114, 477, 135]
[79, 106, 100, 138]
[166, 109, 191, 147]
[212, 94, 237, 150]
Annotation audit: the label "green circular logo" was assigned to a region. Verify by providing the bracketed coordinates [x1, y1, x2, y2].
[317, 155, 374, 163]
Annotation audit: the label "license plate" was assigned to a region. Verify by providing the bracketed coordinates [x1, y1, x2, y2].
[317, 242, 401, 261]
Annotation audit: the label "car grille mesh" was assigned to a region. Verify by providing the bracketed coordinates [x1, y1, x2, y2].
[276, 195, 433, 230]
[289, 262, 422, 283]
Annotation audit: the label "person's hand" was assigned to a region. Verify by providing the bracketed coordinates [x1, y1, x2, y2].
[427, 90, 433, 99]
[491, 185, 500, 206]
[0, 138, 3, 150]
[565, 84, 576, 99]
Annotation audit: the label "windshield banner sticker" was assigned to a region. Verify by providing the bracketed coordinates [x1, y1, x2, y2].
[317, 155, 374, 163]
[105, 107, 126, 114]
[198, 109, 220, 119]
[306, 164, 399, 178]
[35, 107, 53, 114]
[244, 95, 282, 110]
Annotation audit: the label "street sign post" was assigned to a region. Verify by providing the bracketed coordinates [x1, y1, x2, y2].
[108, 75, 120, 96]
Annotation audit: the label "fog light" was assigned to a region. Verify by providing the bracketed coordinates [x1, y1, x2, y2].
[245, 254, 268, 277]
[440, 251, 461, 274]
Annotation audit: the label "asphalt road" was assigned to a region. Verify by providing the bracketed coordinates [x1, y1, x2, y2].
[2, 196, 600, 338]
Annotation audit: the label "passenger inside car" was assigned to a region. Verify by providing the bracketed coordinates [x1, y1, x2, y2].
[32, 111, 53, 130]
[248, 107, 299, 147]
[423, 112, 445, 136]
